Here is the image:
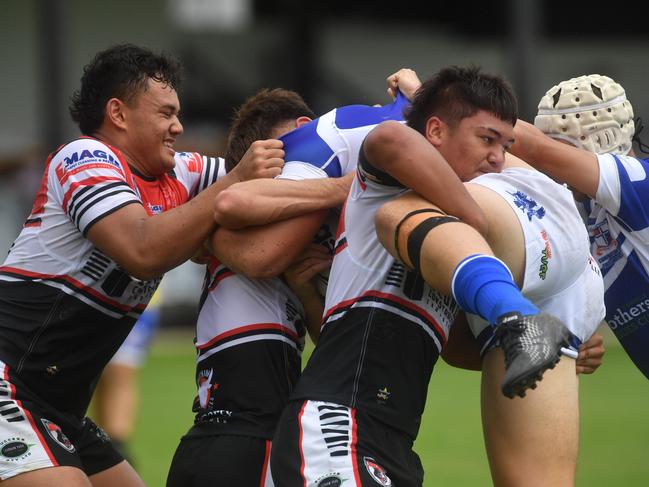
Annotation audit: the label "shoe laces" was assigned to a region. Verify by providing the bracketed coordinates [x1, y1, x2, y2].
[495, 319, 525, 367]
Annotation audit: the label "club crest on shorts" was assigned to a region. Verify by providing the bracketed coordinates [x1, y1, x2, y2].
[363, 457, 392, 486]
[41, 418, 75, 453]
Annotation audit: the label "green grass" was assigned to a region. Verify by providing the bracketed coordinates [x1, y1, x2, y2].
[128, 329, 649, 487]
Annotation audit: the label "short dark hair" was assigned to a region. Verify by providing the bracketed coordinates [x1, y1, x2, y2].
[224, 88, 315, 172]
[69, 44, 183, 135]
[406, 65, 518, 134]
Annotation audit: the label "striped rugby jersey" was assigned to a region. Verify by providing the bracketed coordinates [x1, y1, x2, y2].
[189, 94, 410, 437]
[291, 142, 458, 440]
[580, 153, 649, 378]
[0, 137, 223, 416]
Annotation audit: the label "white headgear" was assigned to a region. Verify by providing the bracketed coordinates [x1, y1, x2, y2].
[534, 74, 634, 155]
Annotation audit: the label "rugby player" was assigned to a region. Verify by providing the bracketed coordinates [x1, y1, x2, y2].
[167, 87, 409, 486]
[375, 152, 604, 486]
[518, 74, 649, 380]
[265, 66, 573, 486]
[0, 44, 280, 486]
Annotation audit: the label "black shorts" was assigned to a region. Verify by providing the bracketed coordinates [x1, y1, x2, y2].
[271, 400, 424, 487]
[0, 362, 122, 480]
[166, 424, 273, 487]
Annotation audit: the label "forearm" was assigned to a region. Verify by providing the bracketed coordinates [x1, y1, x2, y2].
[365, 121, 488, 235]
[122, 173, 240, 278]
[87, 172, 242, 280]
[510, 119, 600, 196]
[210, 211, 327, 279]
[214, 176, 351, 229]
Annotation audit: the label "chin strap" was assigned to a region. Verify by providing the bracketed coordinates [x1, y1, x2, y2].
[632, 116, 649, 154]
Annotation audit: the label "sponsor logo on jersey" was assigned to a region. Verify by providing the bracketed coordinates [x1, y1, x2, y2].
[508, 190, 546, 221]
[316, 473, 345, 487]
[63, 149, 121, 171]
[363, 457, 392, 486]
[147, 202, 164, 214]
[0, 438, 34, 461]
[607, 298, 649, 337]
[538, 230, 553, 280]
[376, 386, 391, 403]
[129, 277, 161, 304]
[591, 220, 617, 256]
[41, 418, 75, 453]
[197, 368, 219, 410]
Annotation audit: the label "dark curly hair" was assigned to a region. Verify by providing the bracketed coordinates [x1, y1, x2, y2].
[406, 65, 517, 134]
[69, 44, 183, 135]
[224, 88, 315, 172]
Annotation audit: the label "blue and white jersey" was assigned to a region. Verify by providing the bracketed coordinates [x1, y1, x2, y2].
[581, 153, 649, 379]
[277, 92, 409, 269]
[278, 92, 409, 181]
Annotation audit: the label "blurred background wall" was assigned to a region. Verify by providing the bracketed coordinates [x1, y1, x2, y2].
[1, 0, 647, 316]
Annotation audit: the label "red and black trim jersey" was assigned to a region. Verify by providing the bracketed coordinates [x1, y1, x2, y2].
[291, 154, 458, 440]
[0, 139, 223, 319]
[190, 257, 306, 439]
[0, 138, 224, 417]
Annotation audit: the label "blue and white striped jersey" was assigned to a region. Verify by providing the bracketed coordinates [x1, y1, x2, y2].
[278, 92, 409, 180]
[581, 153, 649, 379]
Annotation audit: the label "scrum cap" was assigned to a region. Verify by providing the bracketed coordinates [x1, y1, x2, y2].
[534, 74, 634, 155]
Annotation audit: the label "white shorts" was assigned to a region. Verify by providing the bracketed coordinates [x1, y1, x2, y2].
[468, 257, 605, 357]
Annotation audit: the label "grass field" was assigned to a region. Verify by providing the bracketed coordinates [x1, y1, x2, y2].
[121, 328, 649, 486]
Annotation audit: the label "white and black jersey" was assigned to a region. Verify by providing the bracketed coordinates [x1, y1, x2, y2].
[290, 147, 459, 440]
[0, 138, 223, 417]
[187, 95, 411, 440]
[191, 257, 307, 439]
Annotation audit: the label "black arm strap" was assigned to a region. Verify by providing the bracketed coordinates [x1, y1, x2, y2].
[393, 208, 458, 270]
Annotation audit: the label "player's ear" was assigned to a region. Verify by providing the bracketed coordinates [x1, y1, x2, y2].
[424, 116, 444, 146]
[296, 116, 312, 128]
[106, 98, 128, 130]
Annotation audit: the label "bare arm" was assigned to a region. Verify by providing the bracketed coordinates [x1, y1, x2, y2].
[283, 243, 332, 344]
[386, 68, 422, 100]
[510, 119, 600, 197]
[210, 210, 328, 279]
[214, 173, 352, 230]
[86, 139, 284, 280]
[364, 120, 488, 235]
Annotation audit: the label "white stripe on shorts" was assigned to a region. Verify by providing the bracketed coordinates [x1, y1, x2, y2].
[0, 361, 58, 480]
[298, 400, 362, 487]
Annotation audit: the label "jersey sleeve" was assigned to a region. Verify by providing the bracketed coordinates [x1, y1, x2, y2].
[333, 91, 409, 131]
[333, 92, 409, 177]
[172, 152, 226, 197]
[595, 153, 649, 231]
[277, 92, 410, 181]
[50, 139, 141, 235]
[278, 112, 345, 180]
[356, 140, 403, 188]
